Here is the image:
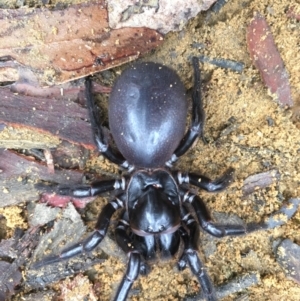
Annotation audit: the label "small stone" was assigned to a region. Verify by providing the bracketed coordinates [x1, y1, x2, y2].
[276, 238, 300, 284]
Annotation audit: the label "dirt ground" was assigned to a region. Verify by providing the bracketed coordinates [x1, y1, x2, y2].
[0, 0, 299, 300]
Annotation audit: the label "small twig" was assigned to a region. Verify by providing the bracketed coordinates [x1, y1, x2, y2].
[197, 55, 244, 73]
[242, 169, 280, 197]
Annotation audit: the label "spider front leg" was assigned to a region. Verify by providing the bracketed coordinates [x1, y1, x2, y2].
[32, 195, 124, 269]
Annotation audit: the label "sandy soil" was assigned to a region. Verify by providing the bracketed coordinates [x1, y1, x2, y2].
[0, 0, 299, 300]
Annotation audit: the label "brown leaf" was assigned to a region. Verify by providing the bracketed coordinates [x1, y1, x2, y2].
[0, 1, 163, 86]
[242, 169, 280, 197]
[246, 12, 293, 107]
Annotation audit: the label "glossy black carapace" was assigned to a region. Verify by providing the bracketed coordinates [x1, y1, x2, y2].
[33, 58, 269, 301]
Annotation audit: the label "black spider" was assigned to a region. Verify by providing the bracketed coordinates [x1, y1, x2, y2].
[33, 58, 267, 301]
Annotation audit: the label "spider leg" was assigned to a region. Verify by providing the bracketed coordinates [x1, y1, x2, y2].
[178, 205, 217, 301]
[32, 196, 124, 269]
[85, 78, 132, 170]
[114, 252, 141, 301]
[183, 191, 267, 238]
[113, 212, 150, 301]
[175, 167, 235, 192]
[56, 178, 126, 197]
[166, 57, 205, 166]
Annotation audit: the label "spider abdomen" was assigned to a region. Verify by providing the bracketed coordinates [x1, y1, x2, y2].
[109, 62, 188, 168]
